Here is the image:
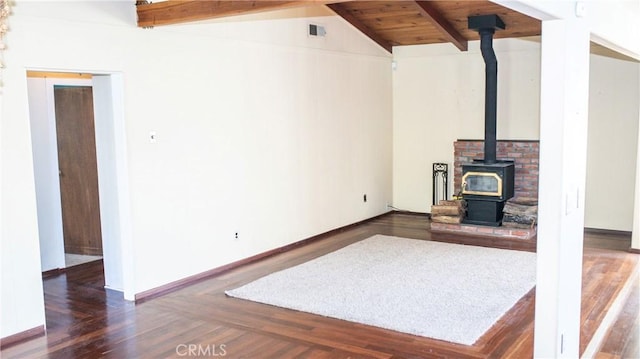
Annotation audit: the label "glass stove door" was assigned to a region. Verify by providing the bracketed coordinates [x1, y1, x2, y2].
[462, 172, 502, 196]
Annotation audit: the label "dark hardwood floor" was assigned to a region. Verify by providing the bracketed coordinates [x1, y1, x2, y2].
[1, 213, 638, 358]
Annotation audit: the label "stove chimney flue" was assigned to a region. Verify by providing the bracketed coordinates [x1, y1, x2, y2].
[468, 15, 505, 164]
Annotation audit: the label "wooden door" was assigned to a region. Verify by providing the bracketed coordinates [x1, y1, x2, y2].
[54, 86, 103, 255]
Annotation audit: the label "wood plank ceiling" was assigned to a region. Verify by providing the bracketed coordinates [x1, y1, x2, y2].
[136, 1, 542, 53]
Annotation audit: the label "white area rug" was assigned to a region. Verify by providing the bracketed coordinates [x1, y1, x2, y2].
[226, 235, 536, 345]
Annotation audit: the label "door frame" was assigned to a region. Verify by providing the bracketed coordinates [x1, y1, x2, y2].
[27, 71, 135, 300]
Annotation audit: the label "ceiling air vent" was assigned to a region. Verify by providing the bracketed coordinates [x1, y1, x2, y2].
[309, 24, 326, 37]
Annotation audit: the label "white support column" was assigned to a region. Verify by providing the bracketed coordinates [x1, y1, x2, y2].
[535, 18, 590, 358]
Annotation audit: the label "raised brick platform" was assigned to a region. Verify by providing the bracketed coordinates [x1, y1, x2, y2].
[431, 222, 536, 240]
[429, 222, 537, 251]
[440, 139, 539, 251]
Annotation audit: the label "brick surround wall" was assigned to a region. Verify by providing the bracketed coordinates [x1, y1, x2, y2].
[453, 140, 539, 199]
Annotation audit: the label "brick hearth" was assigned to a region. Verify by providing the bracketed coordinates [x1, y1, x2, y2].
[431, 222, 536, 240]
[430, 140, 539, 250]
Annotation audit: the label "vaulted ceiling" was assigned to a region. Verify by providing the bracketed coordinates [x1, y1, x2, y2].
[136, 1, 542, 53]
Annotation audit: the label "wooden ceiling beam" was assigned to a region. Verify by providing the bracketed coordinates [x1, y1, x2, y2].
[137, 1, 345, 28]
[326, 3, 393, 53]
[414, 1, 468, 51]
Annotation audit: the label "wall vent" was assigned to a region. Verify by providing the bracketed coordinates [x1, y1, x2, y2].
[309, 24, 326, 37]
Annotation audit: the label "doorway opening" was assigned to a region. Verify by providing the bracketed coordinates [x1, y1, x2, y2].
[26, 70, 133, 300]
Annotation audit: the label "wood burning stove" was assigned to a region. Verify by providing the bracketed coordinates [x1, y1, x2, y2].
[461, 14, 515, 226]
[462, 160, 514, 226]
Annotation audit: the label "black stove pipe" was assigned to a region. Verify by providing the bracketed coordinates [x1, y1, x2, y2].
[479, 28, 497, 164]
[469, 15, 505, 165]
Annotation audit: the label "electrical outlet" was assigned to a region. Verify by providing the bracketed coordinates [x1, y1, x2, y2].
[234, 232, 239, 240]
[363, 194, 367, 202]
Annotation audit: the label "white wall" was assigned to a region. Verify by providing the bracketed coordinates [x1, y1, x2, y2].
[633, 100, 640, 248]
[392, 38, 541, 213]
[392, 39, 639, 232]
[1, 54, 46, 339]
[585, 55, 639, 231]
[1, 1, 392, 338]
